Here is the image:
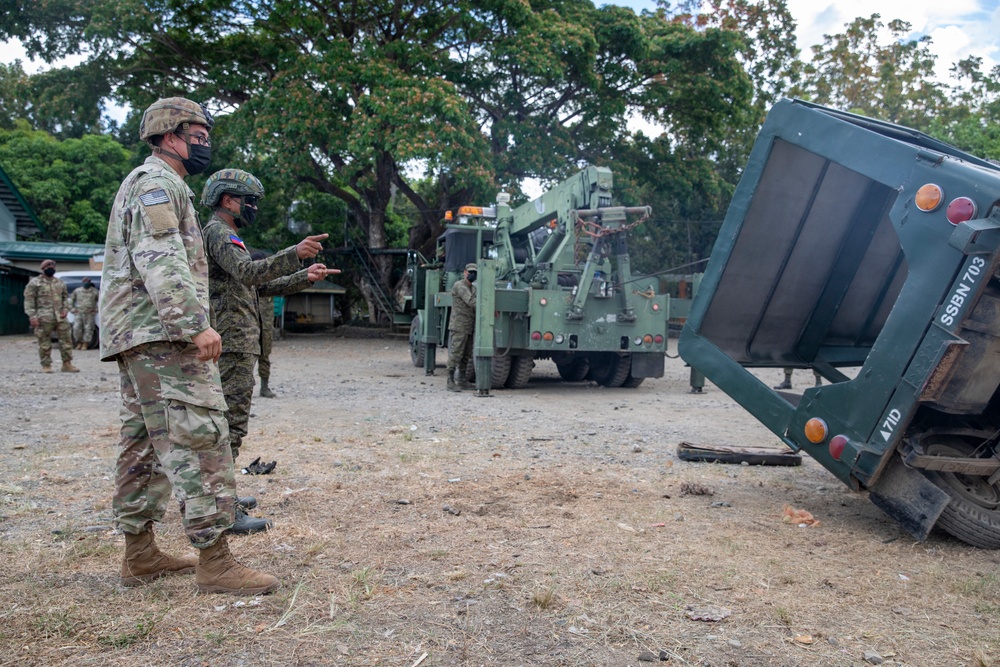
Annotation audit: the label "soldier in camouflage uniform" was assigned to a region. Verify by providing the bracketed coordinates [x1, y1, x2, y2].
[202, 168, 337, 533]
[23, 259, 78, 372]
[250, 251, 276, 398]
[100, 97, 278, 596]
[446, 263, 477, 391]
[70, 276, 99, 349]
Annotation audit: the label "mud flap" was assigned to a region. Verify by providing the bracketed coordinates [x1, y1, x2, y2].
[630, 352, 664, 378]
[867, 457, 949, 541]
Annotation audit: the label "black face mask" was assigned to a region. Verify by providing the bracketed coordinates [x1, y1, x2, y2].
[43, 268, 56, 277]
[467, 271, 477, 283]
[181, 143, 211, 175]
[84, 283, 93, 288]
[237, 199, 258, 228]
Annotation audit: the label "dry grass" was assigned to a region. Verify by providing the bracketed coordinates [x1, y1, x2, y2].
[2, 332, 1000, 666]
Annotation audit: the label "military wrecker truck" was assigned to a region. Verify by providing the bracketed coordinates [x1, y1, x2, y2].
[408, 166, 669, 393]
[679, 98, 1000, 548]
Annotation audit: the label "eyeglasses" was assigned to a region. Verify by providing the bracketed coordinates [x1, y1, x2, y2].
[242, 195, 258, 208]
[180, 132, 212, 147]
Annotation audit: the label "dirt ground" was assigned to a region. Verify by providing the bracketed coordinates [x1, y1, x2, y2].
[2, 329, 1000, 667]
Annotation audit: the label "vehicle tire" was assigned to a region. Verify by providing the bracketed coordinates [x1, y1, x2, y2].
[409, 316, 425, 368]
[621, 357, 645, 388]
[505, 355, 534, 389]
[921, 433, 1000, 549]
[490, 354, 511, 389]
[556, 356, 590, 382]
[587, 352, 630, 388]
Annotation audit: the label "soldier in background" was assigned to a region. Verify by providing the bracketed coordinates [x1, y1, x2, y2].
[70, 276, 99, 350]
[23, 259, 78, 373]
[201, 169, 338, 533]
[446, 263, 477, 392]
[774, 368, 823, 390]
[100, 97, 278, 595]
[250, 250, 276, 398]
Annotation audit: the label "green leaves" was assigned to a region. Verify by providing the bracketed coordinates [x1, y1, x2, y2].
[792, 14, 946, 127]
[0, 123, 132, 242]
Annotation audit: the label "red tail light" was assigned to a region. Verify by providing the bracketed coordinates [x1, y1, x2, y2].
[946, 197, 977, 225]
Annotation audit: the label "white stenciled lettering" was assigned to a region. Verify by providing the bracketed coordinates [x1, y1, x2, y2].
[880, 408, 901, 441]
[939, 256, 987, 328]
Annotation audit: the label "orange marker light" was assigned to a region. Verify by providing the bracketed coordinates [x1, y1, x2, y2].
[915, 183, 943, 212]
[542, 332, 554, 341]
[804, 418, 828, 444]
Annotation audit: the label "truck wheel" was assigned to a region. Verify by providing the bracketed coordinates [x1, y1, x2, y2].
[556, 357, 589, 382]
[505, 355, 534, 389]
[621, 369, 645, 388]
[922, 434, 1000, 549]
[491, 354, 511, 389]
[409, 316, 425, 368]
[587, 353, 630, 388]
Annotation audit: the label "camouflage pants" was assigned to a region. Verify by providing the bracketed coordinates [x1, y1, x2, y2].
[73, 311, 97, 345]
[113, 342, 236, 548]
[34, 317, 73, 366]
[219, 351, 257, 462]
[258, 319, 272, 383]
[446, 330, 473, 375]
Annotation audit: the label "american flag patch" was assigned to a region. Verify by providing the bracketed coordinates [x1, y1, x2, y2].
[230, 235, 247, 250]
[139, 189, 169, 206]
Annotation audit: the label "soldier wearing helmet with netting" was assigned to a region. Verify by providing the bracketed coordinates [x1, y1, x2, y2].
[201, 168, 339, 534]
[99, 96, 279, 596]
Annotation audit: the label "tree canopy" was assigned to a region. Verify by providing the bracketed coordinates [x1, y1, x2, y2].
[0, 0, 998, 316]
[0, 121, 131, 243]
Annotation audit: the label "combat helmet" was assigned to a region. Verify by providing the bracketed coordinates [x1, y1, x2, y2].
[201, 169, 266, 208]
[139, 97, 215, 144]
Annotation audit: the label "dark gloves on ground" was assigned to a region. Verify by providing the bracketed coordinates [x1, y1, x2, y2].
[241, 456, 277, 475]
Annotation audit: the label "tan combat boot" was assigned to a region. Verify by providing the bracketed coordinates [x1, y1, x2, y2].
[120, 528, 198, 587]
[196, 535, 280, 595]
[61, 361, 79, 372]
[41, 365, 53, 373]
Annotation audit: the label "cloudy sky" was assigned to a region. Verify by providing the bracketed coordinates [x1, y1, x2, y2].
[614, 0, 1000, 82]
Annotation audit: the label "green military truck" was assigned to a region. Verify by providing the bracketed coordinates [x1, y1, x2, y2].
[409, 166, 670, 393]
[680, 99, 1000, 548]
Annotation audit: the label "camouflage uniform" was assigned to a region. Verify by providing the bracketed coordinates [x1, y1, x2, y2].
[258, 295, 273, 384]
[70, 283, 99, 345]
[23, 274, 73, 367]
[446, 271, 477, 376]
[100, 154, 235, 548]
[203, 213, 311, 460]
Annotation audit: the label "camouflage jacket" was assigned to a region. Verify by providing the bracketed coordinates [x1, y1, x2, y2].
[99, 155, 211, 361]
[70, 285, 99, 313]
[24, 275, 69, 322]
[203, 214, 311, 355]
[449, 278, 476, 334]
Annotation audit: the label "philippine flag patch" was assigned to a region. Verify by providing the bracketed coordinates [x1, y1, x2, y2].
[229, 235, 247, 251]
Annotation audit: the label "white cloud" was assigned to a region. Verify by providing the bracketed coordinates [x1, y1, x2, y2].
[786, 0, 997, 81]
